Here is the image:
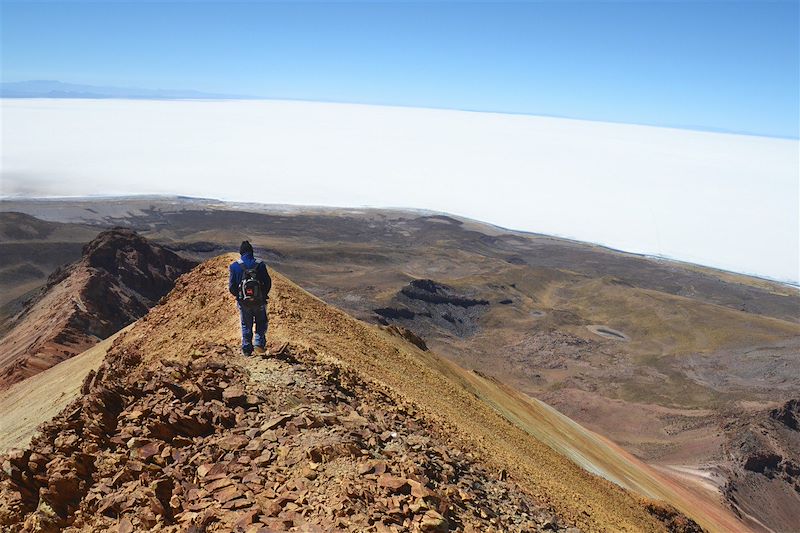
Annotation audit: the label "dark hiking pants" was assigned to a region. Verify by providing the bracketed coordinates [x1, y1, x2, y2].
[238, 303, 267, 353]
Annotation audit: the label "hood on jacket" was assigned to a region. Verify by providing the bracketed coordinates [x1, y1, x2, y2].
[239, 252, 257, 268]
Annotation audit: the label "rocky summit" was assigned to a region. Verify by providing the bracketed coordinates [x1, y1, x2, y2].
[0, 255, 704, 532]
[0, 229, 195, 388]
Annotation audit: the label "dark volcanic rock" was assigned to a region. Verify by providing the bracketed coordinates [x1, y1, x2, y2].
[720, 400, 800, 532]
[376, 279, 490, 338]
[374, 307, 417, 320]
[401, 279, 489, 308]
[742, 451, 782, 475]
[770, 399, 799, 430]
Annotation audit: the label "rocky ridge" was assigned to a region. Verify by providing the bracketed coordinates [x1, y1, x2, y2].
[0, 229, 195, 388]
[720, 399, 800, 532]
[0, 339, 569, 532]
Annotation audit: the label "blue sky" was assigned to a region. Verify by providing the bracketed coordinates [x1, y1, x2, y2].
[1, 1, 798, 138]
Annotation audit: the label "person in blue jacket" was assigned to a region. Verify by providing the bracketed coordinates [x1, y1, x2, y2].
[228, 241, 271, 355]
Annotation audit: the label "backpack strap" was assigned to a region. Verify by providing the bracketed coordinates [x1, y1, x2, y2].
[237, 258, 259, 277]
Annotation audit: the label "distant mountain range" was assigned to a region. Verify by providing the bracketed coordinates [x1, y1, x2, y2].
[0, 80, 254, 99]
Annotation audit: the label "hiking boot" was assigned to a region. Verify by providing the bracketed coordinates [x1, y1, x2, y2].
[254, 345, 266, 356]
[242, 347, 253, 357]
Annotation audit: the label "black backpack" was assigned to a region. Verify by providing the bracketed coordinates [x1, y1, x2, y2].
[237, 260, 264, 307]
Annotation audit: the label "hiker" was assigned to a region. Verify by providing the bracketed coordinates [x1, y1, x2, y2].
[228, 240, 272, 356]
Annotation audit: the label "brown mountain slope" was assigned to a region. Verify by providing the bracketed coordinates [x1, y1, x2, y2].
[0, 326, 569, 532]
[0, 211, 99, 316]
[0, 229, 195, 388]
[2, 254, 715, 532]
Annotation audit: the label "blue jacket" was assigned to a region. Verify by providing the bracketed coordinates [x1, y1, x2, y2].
[229, 252, 271, 303]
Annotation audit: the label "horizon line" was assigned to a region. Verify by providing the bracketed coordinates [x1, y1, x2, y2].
[2, 80, 797, 140]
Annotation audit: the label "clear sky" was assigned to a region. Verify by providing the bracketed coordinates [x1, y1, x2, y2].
[1, 1, 798, 138]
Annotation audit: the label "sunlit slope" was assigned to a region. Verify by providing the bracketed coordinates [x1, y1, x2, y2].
[115, 254, 736, 531]
[553, 276, 799, 355]
[464, 263, 799, 357]
[0, 329, 126, 454]
[447, 367, 748, 532]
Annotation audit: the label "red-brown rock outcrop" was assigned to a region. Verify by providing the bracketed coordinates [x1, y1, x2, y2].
[0, 229, 195, 388]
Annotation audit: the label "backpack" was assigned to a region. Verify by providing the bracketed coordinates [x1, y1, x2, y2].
[237, 260, 264, 307]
